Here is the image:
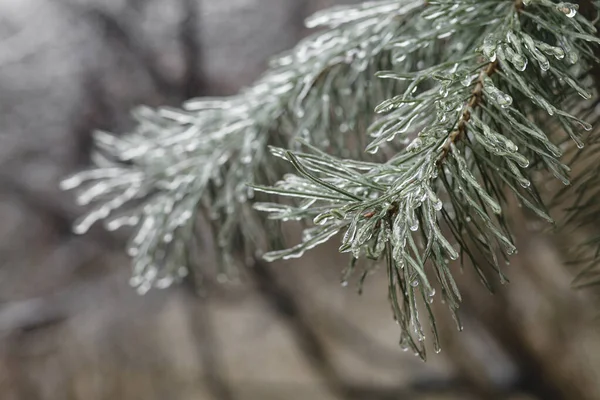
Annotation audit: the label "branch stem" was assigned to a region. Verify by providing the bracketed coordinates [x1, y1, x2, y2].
[438, 0, 523, 164]
[438, 60, 498, 163]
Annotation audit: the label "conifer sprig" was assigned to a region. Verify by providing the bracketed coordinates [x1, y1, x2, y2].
[60, 0, 427, 293]
[255, 0, 598, 358]
[61, 0, 599, 358]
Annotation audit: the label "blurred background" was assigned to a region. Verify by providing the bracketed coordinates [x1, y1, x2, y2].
[1, 0, 600, 399]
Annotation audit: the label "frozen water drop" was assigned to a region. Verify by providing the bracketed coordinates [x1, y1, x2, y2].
[556, 2, 578, 18]
[60, 175, 83, 190]
[399, 334, 410, 351]
[579, 121, 593, 132]
[406, 138, 423, 152]
[461, 73, 474, 87]
[512, 54, 528, 71]
[137, 282, 151, 295]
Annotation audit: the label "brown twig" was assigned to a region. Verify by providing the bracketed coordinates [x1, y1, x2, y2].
[438, 0, 524, 165]
[437, 61, 498, 164]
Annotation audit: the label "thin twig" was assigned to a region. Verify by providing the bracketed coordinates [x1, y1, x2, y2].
[438, 0, 524, 164]
[438, 61, 499, 163]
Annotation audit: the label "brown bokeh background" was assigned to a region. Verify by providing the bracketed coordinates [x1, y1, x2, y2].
[1, 1, 599, 399]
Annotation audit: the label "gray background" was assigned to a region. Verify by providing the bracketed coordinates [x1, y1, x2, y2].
[0, 1, 599, 399]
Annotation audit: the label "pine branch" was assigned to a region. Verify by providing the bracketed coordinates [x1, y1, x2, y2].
[255, 0, 599, 358]
[60, 0, 427, 294]
[551, 0, 600, 287]
[62, 0, 600, 359]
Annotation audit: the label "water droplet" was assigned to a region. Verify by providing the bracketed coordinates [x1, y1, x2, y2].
[483, 78, 513, 108]
[512, 54, 528, 71]
[439, 84, 449, 98]
[411, 280, 419, 287]
[60, 175, 83, 190]
[137, 282, 151, 295]
[579, 121, 593, 132]
[399, 333, 410, 351]
[498, 93, 513, 108]
[341, 280, 349, 287]
[406, 138, 423, 152]
[556, 2, 578, 18]
[461, 73, 474, 87]
[482, 35, 497, 62]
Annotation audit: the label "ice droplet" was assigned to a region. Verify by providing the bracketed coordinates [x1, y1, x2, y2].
[520, 179, 531, 188]
[439, 84, 449, 98]
[482, 35, 497, 62]
[367, 146, 379, 154]
[512, 54, 528, 71]
[461, 73, 474, 87]
[483, 79, 513, 109]
[60, 175, 82, 190]
[579, 121, 593, 132]
[556, 2, 578, 18]
[399, 333, 410, 351]
[406, 138, 423, 152]
[137, 282, 151, 295]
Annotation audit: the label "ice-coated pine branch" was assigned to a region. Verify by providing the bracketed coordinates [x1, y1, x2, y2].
[255, 0, 599, 358]
[61, 0, 425, 292]
[62, 0, 599, 359]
